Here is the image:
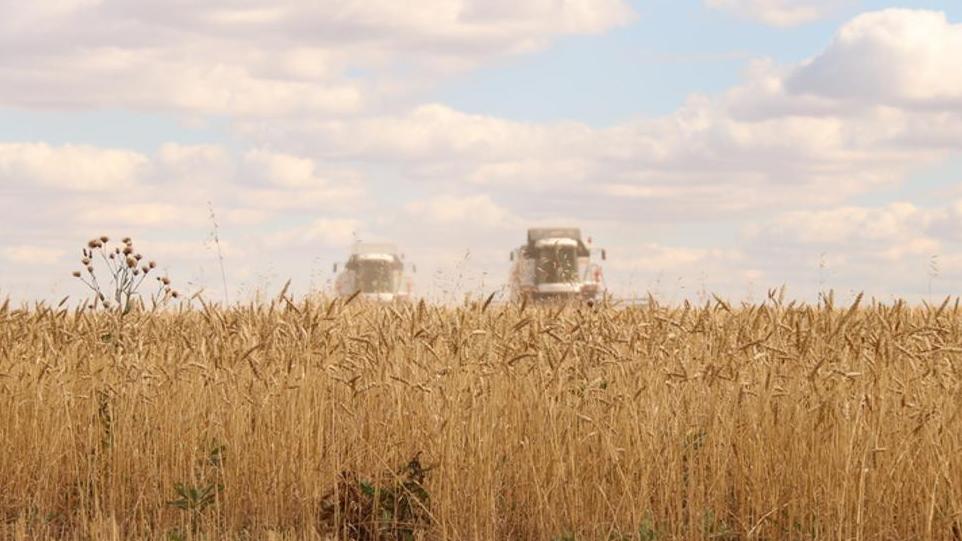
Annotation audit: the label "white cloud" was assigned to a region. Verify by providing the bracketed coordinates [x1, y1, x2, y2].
[468, 159, 592, 188]
[235, 150, 365, 209]
[0, 143, 147, 191]
[767, 203, 934, 245]
[157, 143, 235, 183]
[244, 149, 328, 189]
[0, 0, 633, 116]
[705, 0, 834, 27]
[608, 244, 740, 272]
[2, 245, 64, 265]
[270, 218, 362, 247]
[0, 50, 365, 116]
[880, 237, 942, 261]
[787, 10, 962, 107]
[222, 208, 271, 226]
[764, 198, 962, 253]
[2, 0, 102, 23]
[153, 0, 632, 44]
[753, 201, 951, 265]
[737, 198, 962, 299]
[233, 187, 364, 211]
[137, 238, 244, 261]
[2, 141, 366, 223]
[158, 143, 230, 167]
[406, 194, 514, 228]
[77, 203, 205, 228]
[268, 89, 943, 219]
[202, 6, 288, 25]
[290, 104, 592, 162]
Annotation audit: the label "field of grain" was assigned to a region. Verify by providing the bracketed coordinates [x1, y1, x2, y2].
[2, 294, 962, 540]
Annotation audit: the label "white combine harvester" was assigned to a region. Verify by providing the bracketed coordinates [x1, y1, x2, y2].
[333, 242, 414, 302]
[508, 227, 606, 302]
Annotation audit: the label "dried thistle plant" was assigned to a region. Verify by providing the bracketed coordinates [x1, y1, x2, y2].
[72, 235, 178, 311]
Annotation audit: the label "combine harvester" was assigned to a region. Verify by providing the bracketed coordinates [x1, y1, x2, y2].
[508, 227, 606, 302]
[333, 242, 414, 302]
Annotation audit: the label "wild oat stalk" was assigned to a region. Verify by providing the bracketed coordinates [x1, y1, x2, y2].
[207, 201, 230, 305]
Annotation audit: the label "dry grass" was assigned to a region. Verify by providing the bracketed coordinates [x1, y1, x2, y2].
[2, 293, 962, 540]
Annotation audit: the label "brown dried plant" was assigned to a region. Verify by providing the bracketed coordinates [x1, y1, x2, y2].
[72, 235, 178, 312]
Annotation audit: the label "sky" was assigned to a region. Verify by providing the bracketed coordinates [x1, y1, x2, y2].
[1, 0, 961, 305]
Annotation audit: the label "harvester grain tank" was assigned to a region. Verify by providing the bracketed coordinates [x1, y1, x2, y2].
[508, 227, 606, 302]
[333, 242, 414, 302]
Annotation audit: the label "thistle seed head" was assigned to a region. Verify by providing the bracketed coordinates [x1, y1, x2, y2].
[99, 236, 109, 243]
[72, 271, 81, 278]
[126, 257, 137, 268]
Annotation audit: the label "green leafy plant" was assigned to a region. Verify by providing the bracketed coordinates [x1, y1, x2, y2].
[167, 443, 227, 535]
[167, 481, 222, 535]
[702, 510, 737, 540]
[169, 482, 219, 513]
[606, 515, 660, 541]
[320, 454, 432, 540]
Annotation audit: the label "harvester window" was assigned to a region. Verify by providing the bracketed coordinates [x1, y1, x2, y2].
[356, 260, 397, 293]
[535, 245, 578, 284]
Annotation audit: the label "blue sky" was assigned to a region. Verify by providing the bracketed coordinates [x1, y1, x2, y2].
[438, 0, 815, 122]
[438, 0, 962, 123]
[1, 0, 961, 303]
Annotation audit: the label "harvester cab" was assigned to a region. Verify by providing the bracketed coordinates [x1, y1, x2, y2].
[508, 228, 606, 302]
[333, 242, 413, 302]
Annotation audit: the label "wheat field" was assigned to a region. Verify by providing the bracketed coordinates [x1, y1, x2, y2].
[1, 293, 961, 540]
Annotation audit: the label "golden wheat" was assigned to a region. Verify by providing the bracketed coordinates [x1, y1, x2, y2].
[1, 294, 961, 540]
